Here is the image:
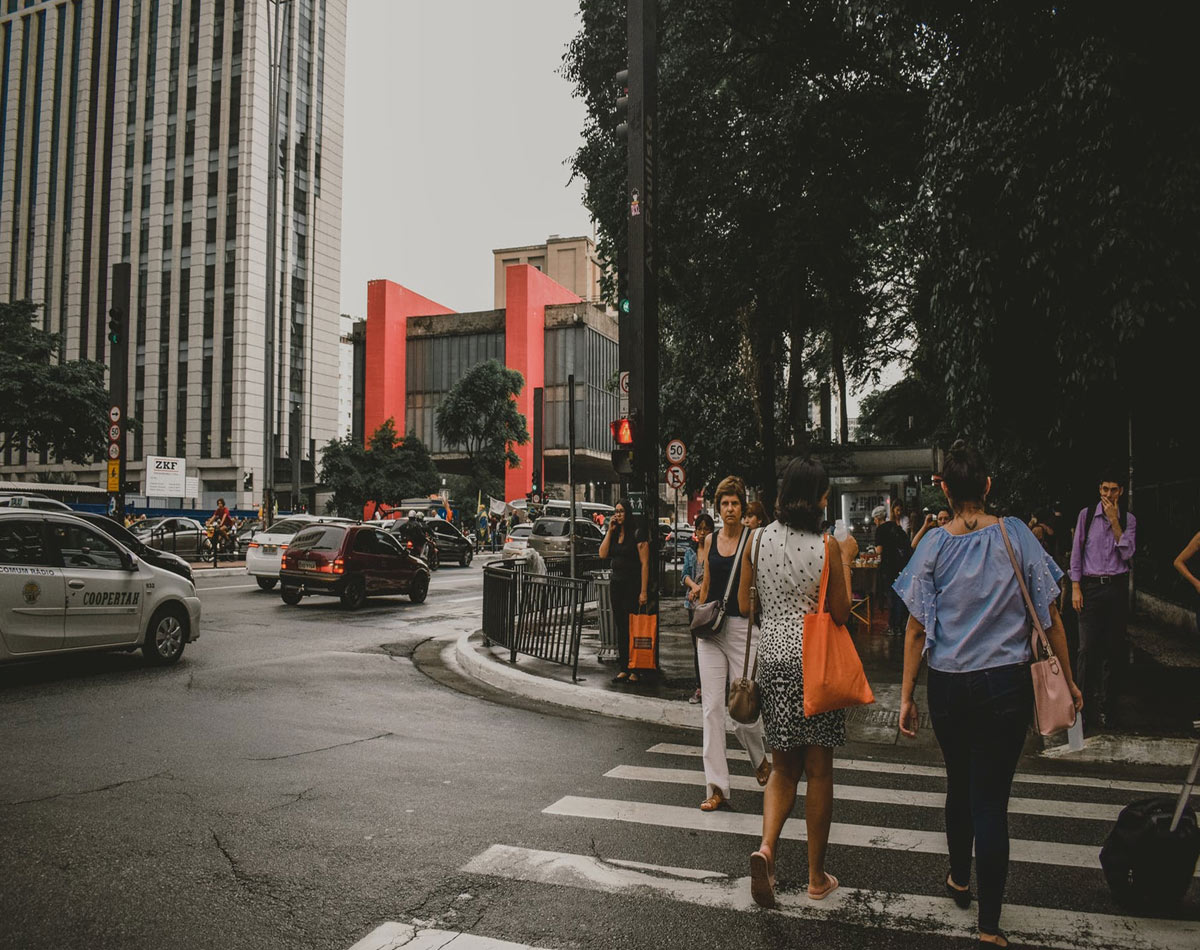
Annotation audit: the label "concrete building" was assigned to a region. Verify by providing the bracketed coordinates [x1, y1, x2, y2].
[0, 0, 346, 509]
[492, 234, 602, 310]
[337, 313, 354, 440]
[360, 265, 621, 504]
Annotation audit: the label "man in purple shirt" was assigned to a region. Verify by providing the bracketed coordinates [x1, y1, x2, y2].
[1069, 471, 1137, 728]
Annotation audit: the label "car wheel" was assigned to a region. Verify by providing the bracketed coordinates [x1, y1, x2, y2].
[460, 551, 472, 567]
[280, 585, 303, 605]
[340, 577, 367, 610]
[142, 604, 188, 666]
[409, 572, 429, 604]
[256, 577, 278, 592]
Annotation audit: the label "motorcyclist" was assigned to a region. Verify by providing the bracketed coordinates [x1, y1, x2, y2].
[399, 510, 427, 554]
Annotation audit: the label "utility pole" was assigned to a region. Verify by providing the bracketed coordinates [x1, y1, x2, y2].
[106, 263, 131, 522]
[626, 0, 660, 604]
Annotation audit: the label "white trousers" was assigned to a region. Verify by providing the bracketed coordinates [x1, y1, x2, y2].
[696, 615, 766, 799]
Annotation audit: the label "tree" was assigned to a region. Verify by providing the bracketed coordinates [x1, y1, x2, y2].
[0, 300, 110, 462]
[435, 360, 529, 501]
[319, 420, 440, 518]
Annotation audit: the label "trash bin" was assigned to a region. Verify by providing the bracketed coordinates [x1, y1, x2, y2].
[591, 569, 618, 661]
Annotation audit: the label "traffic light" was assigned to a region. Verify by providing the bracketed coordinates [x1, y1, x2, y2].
[610, 418, 635, 476]
[107, 307, 124, 345]
[614, 68, 629, 141]
[243, 471, 253, 492]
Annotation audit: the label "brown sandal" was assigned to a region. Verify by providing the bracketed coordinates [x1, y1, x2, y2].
[750, 849, 776, 908]
[699, 791, 730, 811]
[807, 872, 839, 900]
[755, 757, 772, 786]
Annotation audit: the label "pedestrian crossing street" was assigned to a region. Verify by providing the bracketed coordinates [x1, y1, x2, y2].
[353, 740, 1199, 950]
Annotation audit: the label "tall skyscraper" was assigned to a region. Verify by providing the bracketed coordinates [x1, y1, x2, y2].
[0, 0, 345, 507]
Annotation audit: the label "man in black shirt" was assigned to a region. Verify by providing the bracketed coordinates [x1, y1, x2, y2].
[875, 502, 911, 635]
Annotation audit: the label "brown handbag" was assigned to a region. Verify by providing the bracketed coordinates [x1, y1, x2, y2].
[728, 528, 764, 724]
[997, 521, 1077, 736]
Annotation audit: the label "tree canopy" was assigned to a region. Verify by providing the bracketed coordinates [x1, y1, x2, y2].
[0, 300, 110, 463]
[435, 360, 529, 501]
[319, 419, 440, 518]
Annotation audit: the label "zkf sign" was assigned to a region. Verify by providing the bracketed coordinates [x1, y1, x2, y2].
[145, 456, 186, 496]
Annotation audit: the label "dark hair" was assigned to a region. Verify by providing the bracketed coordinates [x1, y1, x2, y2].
[614, 496, 631, 513]
[941, 439, 988, 506]
[694, 513, 715, 532]
[776, 457, 829, 533]
[1098, 469, 1125, 488]
[745, 501, 767, 523]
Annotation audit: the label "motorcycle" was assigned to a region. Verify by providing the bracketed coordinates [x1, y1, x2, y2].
[404, 535, 440, 571]
[202, 520, 238, 559]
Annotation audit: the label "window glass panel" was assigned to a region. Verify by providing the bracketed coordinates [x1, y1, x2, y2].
[52, 524, 126, 570]
[0, 520, 49, 566]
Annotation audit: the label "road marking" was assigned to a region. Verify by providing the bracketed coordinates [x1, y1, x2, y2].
[542, 795, 1184, 874]
[195, 583, 259, 592]
[604, 765, 1124, 822]
[348, 921, 550, 950]
[648, 742, 1185, 795]
[462, 844, 1200, 950]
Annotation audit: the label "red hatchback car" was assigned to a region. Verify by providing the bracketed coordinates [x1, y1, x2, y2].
[278, 523, 430, 610]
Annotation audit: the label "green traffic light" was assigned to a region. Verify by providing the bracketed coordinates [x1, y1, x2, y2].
[108, 332, 120, 344]
[620, 298, 631, 314]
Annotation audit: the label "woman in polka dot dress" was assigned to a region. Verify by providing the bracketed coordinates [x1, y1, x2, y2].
[736, 457, 858, 909]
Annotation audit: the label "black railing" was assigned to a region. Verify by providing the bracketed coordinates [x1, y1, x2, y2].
[482, 561, 589, 680]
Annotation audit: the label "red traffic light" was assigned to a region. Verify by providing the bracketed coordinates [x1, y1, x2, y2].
[610, 418, 634, 445]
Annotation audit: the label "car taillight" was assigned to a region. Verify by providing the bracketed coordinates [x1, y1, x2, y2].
[248, 541, 260, 549]
[332, 558, 344, 574]
[280, 543, 288, 550]
[505, 536, 513, 543]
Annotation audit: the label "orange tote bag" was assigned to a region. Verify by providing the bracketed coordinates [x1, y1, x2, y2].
[802, 541, 875, 717]
[628, 608, 657, 670]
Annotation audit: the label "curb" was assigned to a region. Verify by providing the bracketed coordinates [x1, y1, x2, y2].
[454, 629, 702, 731]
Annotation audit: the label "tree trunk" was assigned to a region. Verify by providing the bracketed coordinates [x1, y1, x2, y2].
[752, 314, 779, 516]
[787, 307, 808, 452]
[832, 327, 849, 444]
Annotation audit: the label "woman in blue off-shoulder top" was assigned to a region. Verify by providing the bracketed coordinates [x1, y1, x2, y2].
[894, 441, 1082, 950]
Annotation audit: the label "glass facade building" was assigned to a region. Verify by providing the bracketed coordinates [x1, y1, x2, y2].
[0, 0, 346, 504]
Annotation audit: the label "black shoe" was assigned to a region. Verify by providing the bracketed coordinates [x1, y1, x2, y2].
[945, 874, 972, 909]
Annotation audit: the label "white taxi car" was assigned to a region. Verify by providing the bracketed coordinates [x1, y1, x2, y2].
[245, 515, 355, 590]
[0, 509, 201, 666]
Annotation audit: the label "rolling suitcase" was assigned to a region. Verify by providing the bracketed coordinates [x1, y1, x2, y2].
[1100, 723, 1200, 913]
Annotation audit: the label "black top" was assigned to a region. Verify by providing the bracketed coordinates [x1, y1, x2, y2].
[704, 529, 744, 618]
[875, 521, 910, 581]
[609, 523, 645, 581]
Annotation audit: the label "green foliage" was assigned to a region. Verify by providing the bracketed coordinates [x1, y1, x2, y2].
[319, 420, 440, 518]
[855, 374, 941, 446]
[435, 360, 529, 502]
[0, 300, 110, 462]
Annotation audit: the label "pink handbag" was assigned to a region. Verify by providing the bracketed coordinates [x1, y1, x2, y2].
[998, 522, 1077, 736]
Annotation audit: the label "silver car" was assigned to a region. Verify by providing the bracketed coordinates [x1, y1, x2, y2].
[527, 517, 605, 560]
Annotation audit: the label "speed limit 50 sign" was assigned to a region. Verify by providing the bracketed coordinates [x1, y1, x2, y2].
[665, 439, 686, 465]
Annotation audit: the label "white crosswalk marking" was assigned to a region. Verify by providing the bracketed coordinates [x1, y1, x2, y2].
[604, 764, 1125, 821]
[348, 922, 550, 950]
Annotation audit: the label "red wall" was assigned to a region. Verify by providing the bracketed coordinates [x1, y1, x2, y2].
[363, 279, 455, 444]
[503, 265, 581, 501]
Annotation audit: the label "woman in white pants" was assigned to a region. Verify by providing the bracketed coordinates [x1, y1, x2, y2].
[695, 476, 770, 811]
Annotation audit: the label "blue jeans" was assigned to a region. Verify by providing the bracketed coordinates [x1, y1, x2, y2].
[927, 663, 1033, 935]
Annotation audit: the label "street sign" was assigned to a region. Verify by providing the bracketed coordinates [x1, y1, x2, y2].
[106, 461, 120, 491]
[619, 371, 630, 394]
[627, 492, 646, 516]
[107, 443, 120, 460]
[619, 370, 630, 415]
[108, 405, 121, 423]
[107, 423, 121, 442]
[665, 439, 686, 465]
[665, 464, 686, 490]
[145, 456, 186, 496]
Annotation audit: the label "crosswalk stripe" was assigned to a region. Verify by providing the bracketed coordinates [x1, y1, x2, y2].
[463, 844, 1200, 950]
[348, 921, 549, 950]
[544, 795, 1199, 875]
[604, 764, 1124, 822]
[648, 742, 1185, 795]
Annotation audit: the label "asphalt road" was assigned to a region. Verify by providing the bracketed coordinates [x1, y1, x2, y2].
[1, 560, 1196, 950]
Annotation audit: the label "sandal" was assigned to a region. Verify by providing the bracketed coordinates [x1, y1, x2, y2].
[750, 849, 776, 908]
[627, 672, 640, 684]
[807, 872, 839, 900]
[611, 672, 629, 684]
[755, 757, 772, 786]
[978, 932, 1009, 948]
[699, 791, 730, 812]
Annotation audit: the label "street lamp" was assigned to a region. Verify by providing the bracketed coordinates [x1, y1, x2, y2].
[263, 0, 293, 526]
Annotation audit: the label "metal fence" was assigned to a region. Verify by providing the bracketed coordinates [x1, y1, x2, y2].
[482, 561, 590, 680]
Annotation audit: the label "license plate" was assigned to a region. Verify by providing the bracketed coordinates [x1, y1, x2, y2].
[263, 544, 278, 553]
[298, 560, 316, 571]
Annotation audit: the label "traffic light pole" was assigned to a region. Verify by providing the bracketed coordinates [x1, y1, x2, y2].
[107, 263, 130, 522]
[626, 0, 659, 619]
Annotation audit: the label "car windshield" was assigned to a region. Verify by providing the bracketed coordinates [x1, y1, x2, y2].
[532, 520, 568, 537]
[288, 526, 347, 552]
[259, 518, 310, 538]
[510, 525, 532, 537]
[134, 518, 169, 532]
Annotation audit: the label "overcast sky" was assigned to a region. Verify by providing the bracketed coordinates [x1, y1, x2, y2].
[340, 0, 594, 316]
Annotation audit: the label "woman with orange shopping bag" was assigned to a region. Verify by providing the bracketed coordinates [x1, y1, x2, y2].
[692, 476, 769, 812]
[599, 497, 650, 684]
[736, 458, 864, 908]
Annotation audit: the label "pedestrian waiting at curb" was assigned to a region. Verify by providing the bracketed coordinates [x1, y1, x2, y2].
[599, 497, 650, 685]
[683, 512, 715, 705]
[1173, 529, 1200, 633]
[1069, 470, 1136, 729]
[694, 476, 768, 813]
[875, 501, 911, 635]
[740, 457, 857, 909]
[896, 440, 1082, 949]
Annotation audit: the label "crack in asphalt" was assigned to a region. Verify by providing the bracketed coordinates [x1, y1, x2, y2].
[264, 786, 316, 811]
[3, 769, 174, 806]
[247, 731, 394, 761]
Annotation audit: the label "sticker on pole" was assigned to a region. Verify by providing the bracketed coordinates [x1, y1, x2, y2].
[665, 465, 686, 490]
[665, 439, 686, 465]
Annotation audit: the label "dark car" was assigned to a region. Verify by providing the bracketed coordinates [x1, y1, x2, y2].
[71, 512, 194, 584]
[424, 518, 473, 567]
[278, 523, 430, 610]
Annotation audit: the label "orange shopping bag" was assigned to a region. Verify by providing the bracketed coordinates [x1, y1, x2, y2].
[802, 541, 874, 717]
[628, 608, 657, 670]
